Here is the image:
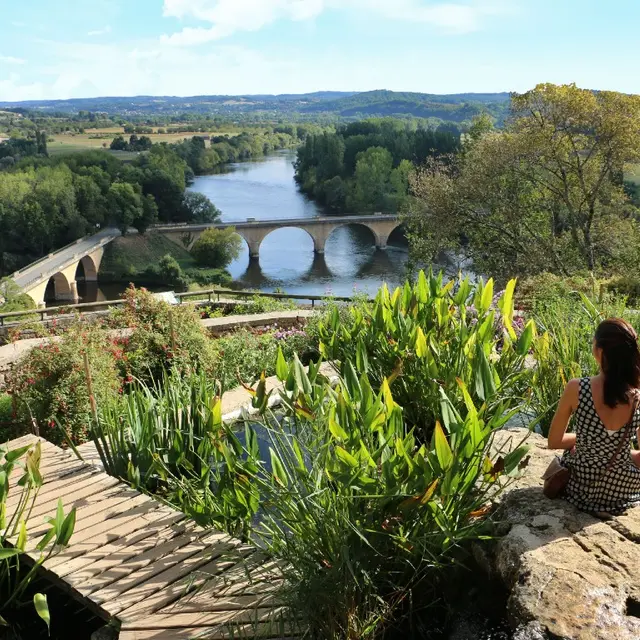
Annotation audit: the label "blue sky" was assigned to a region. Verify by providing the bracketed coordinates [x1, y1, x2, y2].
[0, 0, 638, 101]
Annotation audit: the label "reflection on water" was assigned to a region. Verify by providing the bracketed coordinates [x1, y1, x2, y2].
[189, 152, 411, 297]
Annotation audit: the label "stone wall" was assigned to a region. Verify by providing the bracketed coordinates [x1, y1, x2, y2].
[491, 428, 640, 640]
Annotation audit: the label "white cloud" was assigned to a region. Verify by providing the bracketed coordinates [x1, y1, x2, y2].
[0, 54, 26, 65]
[161, 0, 512, 45]
[87, 25, 112, 37]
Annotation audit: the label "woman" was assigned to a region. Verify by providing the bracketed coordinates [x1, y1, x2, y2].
[548, 318, 640, 515]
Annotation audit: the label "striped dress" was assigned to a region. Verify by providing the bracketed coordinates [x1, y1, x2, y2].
[561, 377, 640, 514]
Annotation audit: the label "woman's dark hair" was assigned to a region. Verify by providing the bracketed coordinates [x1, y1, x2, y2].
[594, 318, 640, 408]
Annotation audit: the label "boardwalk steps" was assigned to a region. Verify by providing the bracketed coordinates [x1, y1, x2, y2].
[2, 435, 293, 640]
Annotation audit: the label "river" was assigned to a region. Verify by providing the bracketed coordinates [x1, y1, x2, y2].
[188, 150, 410, 298]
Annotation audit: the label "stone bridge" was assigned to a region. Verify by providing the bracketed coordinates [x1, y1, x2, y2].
[11, 215, 402, 306]
[155, 214, 402, 259]
[11, 228, 118, 307]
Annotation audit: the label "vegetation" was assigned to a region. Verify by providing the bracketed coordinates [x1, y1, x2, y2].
[98, 234, 232, 289]
[319, 272, 534, 442]
[191, 228, 243, 269]
[85, 272, 530, 638]
[406, 84, 640, 280]
[295, 119, 458, 212]
[5, 323, 121, 445]
[0, 279, 35, 314]
[0, 441, 77, 633]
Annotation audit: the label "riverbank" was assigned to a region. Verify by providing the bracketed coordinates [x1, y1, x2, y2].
[97, 233, 231, 290]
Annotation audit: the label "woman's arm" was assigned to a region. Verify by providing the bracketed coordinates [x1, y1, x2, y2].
[547, 379, 580, 450]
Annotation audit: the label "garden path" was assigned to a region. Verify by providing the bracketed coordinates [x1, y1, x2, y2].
[3, 434, 294, 640]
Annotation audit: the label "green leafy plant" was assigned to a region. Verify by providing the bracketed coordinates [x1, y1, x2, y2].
[238, 353, 529, 638]
[318, 270, 535, 442]
[0, 441, 77, 631]
[93, 370, 260, 538]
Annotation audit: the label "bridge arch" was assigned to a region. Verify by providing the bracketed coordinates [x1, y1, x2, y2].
[325, 222, 380, 251]
[44, 272, 72, 303]
[258, 226, 317, 256]
[75, 255, 98, 282]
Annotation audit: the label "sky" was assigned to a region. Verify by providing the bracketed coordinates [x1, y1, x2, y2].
[0, 0, 638, 101]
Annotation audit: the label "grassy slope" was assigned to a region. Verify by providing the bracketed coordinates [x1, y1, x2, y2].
[99, 234, 197, 281]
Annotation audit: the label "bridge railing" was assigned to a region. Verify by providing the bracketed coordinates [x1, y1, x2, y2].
[0, 289, 370, 326]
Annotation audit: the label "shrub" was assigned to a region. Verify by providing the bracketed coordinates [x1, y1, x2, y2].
[233, 294, 297, 314]
[190, 227, 243, 268]
[516, 272, 599, 314]
[6, 324, 120, 445]
[108, 286, 216, 383]
[211, 325, 314, 391]
[318, 271, 535, 442]
[0, 393, 15, 442]
[239, 360, 529, 639]
[158, 254, 189, 290]
[183, 267, 232, 287]
[0, 278, 35, 314]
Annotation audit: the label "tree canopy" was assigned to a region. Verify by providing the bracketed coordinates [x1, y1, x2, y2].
[405, 84, 640, 279]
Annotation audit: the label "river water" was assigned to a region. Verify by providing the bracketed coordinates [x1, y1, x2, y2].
[188, 151, 410, 298]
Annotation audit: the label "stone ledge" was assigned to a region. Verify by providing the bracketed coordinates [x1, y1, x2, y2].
[492, 428, 640, 640]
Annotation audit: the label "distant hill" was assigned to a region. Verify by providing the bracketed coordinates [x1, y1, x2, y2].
[0, 90, 511, 123]
[301, 90, 511, 123]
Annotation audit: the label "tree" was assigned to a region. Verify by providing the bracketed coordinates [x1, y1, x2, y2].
[181, 192, 221, 223]
[406, 83, 640, 279]
[190, 227, 243, 268]
[158, 254, 188, 290]
[110, 135, 128, 151]
[134, 195, 159, 234]
[107, 182, 143, 236]
[349, 147, 393, 212]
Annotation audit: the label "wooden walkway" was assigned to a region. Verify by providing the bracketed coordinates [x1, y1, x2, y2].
[2, 435, 292, 640]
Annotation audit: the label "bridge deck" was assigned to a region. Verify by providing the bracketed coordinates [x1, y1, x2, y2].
[2, 435, 292, 640]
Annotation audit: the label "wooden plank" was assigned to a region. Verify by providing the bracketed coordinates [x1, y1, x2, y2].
[163, 557, 283, 613]
[100, 536, 246, 616]
[118, 547, 257, 622]
[44, 506, 180, 572]
[5, 458, 96, 504]
[118, 619, 296, 640]
[121, 606, 288, 629]
[54, 510, 187, 579]
[10, 473, 121, 525]
[27, 486, 148, 539]
[68, 518, 204, 594]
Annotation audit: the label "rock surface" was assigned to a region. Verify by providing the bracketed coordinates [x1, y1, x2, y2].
[493, 428, 640, 640]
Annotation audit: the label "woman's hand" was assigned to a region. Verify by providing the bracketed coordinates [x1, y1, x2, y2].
[548, 379, 579, 450]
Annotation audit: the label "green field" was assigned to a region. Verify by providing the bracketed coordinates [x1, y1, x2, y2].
[47, 128, 232, 157]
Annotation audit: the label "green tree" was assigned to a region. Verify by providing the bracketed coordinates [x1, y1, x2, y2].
[407, 83, 640, 278]
[107, 182, 143, 236]
[191, 227, 243, 268]
[181, 192, 221, 223]
[158, 254, 188, 290]
[349, 147, 393, 212]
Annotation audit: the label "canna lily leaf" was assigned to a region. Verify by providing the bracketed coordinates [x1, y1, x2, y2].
[414, 326, 428, 358]
[275, 347, 288, 381]
[516, 319, 536, 356]
[498, 278, 517, 340]
[434, 422, 453, 470]
[34, 593, 50, 633]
